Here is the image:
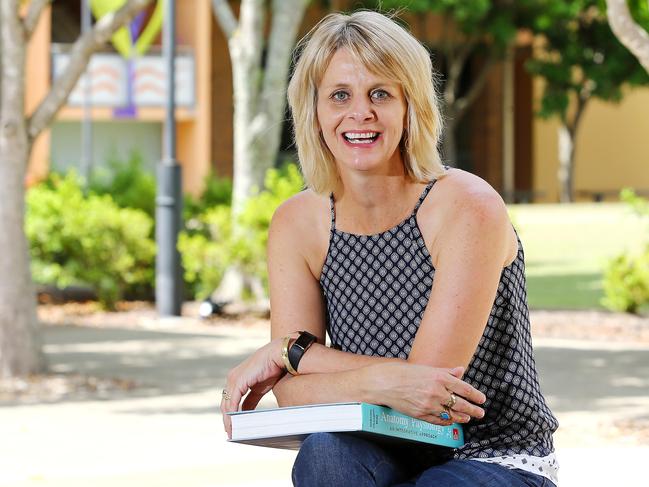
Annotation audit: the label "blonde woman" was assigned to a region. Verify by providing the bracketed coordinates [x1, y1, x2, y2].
[221, 10, 558, 487]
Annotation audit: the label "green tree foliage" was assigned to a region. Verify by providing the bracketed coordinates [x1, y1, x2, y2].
[372, 0, 545, 164]
[529, 1, 649, 118]
[526, 0, 649, 201]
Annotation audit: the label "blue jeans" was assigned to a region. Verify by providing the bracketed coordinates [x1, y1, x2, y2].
[292, 433, 556, 487]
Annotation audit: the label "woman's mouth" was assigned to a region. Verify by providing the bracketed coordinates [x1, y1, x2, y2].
[342, 131, 380, 145]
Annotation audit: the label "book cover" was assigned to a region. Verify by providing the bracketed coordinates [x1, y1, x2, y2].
[228, 402, 464, 450]
[361, 403, 463, 448]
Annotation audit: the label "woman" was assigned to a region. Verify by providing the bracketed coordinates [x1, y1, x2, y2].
[221, 10, 559, 487]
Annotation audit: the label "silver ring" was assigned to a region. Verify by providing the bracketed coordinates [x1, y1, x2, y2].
[438, 410, 451, 421]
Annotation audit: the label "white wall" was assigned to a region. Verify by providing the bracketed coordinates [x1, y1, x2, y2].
[50, 121, 162, 174]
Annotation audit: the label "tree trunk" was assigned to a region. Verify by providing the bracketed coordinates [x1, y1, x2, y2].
[557, 123, 576, 203]
[253, 0, 309, 176]
[226, 0, 308, 216]
[441, 41, 496, 167]
[0, 0, 44, 378]
[211, 0, 308, 304]
[606, 0, 649, 75]
[0, 0, 150, 378]
[229, 0, 265, 217]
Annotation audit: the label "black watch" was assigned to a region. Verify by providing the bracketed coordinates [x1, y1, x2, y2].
[287, 331, 318, 374]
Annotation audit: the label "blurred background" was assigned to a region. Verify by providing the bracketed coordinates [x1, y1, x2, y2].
[1, 1, 648, 486]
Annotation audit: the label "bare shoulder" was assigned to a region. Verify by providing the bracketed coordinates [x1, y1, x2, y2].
[421, 169, 516, 265]
[271, 189, 329, 235]
[436, 169, 507, 217]
[269, 189, 331, 273]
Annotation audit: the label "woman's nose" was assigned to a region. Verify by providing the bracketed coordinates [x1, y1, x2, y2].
[347, 97, 376, 122]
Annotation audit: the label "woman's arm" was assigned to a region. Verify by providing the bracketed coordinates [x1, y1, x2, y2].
[267, 192, 400, 373]
[271, 176, 511, 406]
[407, 176, 517, 368]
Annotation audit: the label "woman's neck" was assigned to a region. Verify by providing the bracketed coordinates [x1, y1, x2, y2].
[333, 172, 423, 234]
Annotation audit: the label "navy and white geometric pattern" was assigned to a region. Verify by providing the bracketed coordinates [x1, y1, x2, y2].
[319, 180, 558, 465]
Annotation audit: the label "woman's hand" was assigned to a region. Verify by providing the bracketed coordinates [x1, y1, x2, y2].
[365, 362, 486, 425]
[220, 338, 286, 439]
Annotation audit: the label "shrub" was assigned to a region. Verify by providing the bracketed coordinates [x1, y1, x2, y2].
[27, 173, 156, 308]
[179, 206, 232, 300]
[602, 248, 649, 314]
[179, 163, 304, 298]
[233, 163, 305, 288]
[602, 190, 649, 314]
[88, 151, 157, 218]
[184, 171, 233, 224]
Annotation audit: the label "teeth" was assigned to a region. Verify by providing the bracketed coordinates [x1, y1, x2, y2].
[345, 132, 378, 139]
[344, 132, 379, 144]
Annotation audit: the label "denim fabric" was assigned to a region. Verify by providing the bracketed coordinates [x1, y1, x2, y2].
[292, 433, 556, 487]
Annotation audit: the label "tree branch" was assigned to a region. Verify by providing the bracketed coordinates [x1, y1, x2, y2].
[606, 0, 649, 74]
[27, 0, 152, 142]
[443, 38, 478, 107]
[261, 0, 308, 118]
[211, 0, 238, 39]
[569, 92, 589, 137]
[22, 0, 51, 40]
[453, 53, 497, 123]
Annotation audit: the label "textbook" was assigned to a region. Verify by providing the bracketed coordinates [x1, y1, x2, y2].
[228, 402, 464, 450]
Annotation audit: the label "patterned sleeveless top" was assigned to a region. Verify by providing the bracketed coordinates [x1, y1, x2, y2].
[319, 180, 559, 483]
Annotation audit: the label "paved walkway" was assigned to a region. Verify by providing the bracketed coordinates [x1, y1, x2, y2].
[1, 320, 648, 486]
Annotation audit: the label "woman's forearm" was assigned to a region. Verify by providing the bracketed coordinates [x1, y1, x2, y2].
[296, 343, 402, 374]
[273, 364, 382, 407]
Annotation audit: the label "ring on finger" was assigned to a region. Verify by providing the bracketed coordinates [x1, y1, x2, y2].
[438, 409, 452, 421]
[443, 392, 457, 410]
[222, 389, 232, 401]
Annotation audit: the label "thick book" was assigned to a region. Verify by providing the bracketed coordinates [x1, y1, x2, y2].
[228, 402, 464, 450]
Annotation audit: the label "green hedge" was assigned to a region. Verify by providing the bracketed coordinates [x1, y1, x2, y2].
[602, 189, 649, 314]
[27, 172, 155, 308]
[26, 160, 304, 306]
[179, 163, 304, 298]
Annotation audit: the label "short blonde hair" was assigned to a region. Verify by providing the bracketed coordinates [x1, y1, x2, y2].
[287, 10, 445, 195]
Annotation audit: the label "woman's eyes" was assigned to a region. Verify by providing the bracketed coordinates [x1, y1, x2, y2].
[370, 89, 390, 101]
[329, 89, 392, 102]
[331, 90, 350, 102]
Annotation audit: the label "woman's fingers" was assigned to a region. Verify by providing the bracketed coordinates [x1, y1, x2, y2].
[420, 412, 454, 426]
[444, 373, 487, 406]
[220, 378, 248, 438]
[446, 394, 485, 420]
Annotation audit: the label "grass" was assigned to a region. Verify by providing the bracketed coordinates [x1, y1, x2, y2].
[508, 203, 647, 310]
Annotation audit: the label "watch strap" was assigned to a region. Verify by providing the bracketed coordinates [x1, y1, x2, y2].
[287, 331, 317, 375]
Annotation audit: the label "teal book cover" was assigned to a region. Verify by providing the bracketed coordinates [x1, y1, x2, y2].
[361, 403, 464, 448]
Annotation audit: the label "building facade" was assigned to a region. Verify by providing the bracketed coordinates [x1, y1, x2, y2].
[25, 1, 649, 202]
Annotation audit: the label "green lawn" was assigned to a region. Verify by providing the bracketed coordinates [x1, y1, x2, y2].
[508, 203, 647, 310]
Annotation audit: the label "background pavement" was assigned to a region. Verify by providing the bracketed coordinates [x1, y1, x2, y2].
[1, 318, 648, 486]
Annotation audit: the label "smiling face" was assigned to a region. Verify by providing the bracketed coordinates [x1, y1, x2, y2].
[316, 48, 407, 178]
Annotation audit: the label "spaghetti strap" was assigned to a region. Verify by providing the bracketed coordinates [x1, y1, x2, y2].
[329, 193, 336, 231]
[412, 180, 436, 215]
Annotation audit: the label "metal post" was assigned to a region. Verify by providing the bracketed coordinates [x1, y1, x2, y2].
[156, 0, 183, 316]
[502, 44, 515, 203]
[80, 0, 93, 185]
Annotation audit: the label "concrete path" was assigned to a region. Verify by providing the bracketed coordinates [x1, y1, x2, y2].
[1, 322, 648, 487]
